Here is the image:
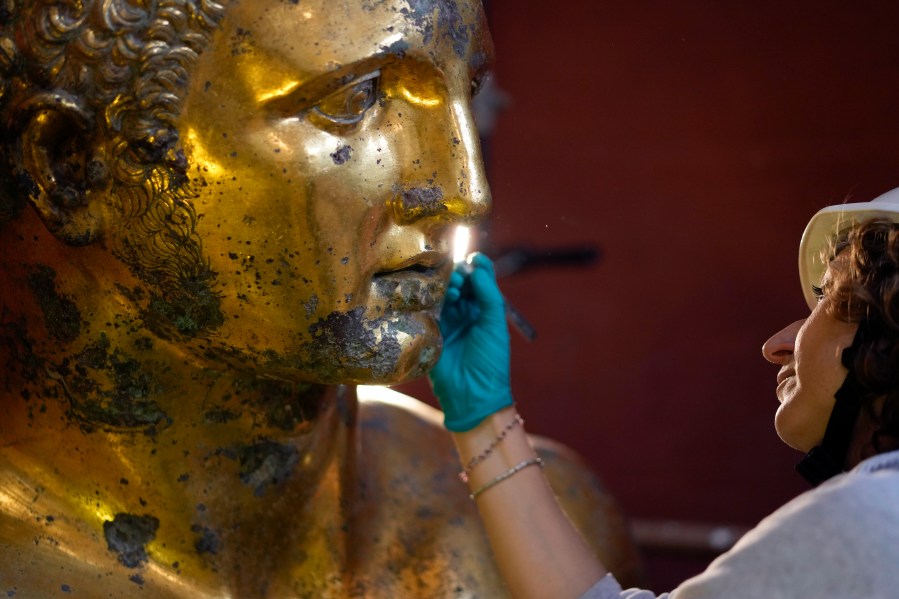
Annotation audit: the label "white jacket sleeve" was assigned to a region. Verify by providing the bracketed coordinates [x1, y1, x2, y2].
[581, 462, 899, 599]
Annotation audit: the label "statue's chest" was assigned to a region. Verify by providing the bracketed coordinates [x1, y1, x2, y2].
[1, 506, 506, 598]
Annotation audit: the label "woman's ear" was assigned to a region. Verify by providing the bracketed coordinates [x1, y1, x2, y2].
[14, 91, 109, 246]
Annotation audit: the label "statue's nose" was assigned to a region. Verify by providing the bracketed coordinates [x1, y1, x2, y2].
[391, 95, 491, 226]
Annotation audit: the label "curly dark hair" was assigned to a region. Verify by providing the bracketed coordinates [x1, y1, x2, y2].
[0, 0, 230, 336]
[827, 218, 899, 457]
[0, 0, 228, 216]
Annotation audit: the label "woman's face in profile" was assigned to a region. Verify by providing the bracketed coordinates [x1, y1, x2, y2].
[763, 253, 859, 452]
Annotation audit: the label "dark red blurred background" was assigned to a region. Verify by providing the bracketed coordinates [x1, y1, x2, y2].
[400, 1, 899, 591]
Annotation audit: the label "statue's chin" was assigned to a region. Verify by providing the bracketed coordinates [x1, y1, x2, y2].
[194, 309, 443, 386]
[292, 315, 443, 386]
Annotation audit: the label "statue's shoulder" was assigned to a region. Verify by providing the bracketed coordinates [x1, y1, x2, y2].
[355, 386, 463, 488]
[0, 469, 159, 597]
[355, 389, 644, 586]
[356, 385, 447, 439]
[530, 434, 644, 586]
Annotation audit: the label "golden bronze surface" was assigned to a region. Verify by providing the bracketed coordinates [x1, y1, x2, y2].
[0, 0, 641, 596]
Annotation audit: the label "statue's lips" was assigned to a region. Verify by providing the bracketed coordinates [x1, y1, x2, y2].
[371, 265, 447, 311]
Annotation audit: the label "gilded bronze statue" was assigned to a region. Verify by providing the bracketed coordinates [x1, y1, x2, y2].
[0, 1, 641, 596]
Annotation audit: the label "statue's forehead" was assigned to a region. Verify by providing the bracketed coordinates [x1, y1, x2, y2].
[220, 0, 489, 73]
[200, 0, 491, 111]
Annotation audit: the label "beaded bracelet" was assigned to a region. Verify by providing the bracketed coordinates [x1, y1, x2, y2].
[458, 413, 524, 483]
[469, 457, 544, 500]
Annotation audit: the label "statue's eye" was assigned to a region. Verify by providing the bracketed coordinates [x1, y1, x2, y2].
[312, 71, 380, 125]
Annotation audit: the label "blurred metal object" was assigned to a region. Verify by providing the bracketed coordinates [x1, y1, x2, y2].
[493, 245, 603, 278]
[506, 302, 538, 341]
[631, 519, 750, 555]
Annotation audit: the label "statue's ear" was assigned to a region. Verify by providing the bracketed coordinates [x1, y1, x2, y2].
[14, 92, 109, 245]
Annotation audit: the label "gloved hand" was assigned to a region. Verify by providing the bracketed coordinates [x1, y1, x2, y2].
[429, 252, 513, 432]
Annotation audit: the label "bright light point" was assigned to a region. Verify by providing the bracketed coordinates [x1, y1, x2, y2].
[453, 226, 470, 263]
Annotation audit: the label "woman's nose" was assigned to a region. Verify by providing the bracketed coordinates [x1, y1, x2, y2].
[762, 319, 804, 364]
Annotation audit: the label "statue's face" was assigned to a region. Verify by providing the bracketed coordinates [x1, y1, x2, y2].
[171, 0, 492, 383]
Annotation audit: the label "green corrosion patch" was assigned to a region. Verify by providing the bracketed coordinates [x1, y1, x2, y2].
[103, 513, 159, 568]
[399, 186, 447, 220]
[26, 265, 81, 343]
[306, 306, 403, 380]
[2, 320, 43, 387]
[145, 276, 224, 338]
[191, 525, 222, 555]
[403, 0, 472, 58]
[203, 408, 240, 424]
[245, 378, 324, 432]
[66, 333, 168, 430]
[202, 378, 324, 431]
[221, 440, 298, 497]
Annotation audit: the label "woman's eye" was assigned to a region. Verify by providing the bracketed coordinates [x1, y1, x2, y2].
[312, 72, 380, 125]
[811, 284, 825, 301]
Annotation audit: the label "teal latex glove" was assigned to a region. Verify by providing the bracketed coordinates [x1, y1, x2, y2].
[429, 253, 513, 432]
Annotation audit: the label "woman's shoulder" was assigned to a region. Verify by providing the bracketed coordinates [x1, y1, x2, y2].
[783, 448, 899, 519]
[669, 453, 899, 598]
[748, 450, 899, 541]
[851, 447, 899, 475]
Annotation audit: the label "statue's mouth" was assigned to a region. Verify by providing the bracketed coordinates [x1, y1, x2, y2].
[371, 262, 449, 311]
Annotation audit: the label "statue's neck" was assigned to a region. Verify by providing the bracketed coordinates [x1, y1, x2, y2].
[0, 212, 367, 582]
[1, 312, 359, 579]
[2, 338, 356, 483]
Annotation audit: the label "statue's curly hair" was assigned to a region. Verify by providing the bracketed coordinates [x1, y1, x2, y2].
[828, 218, 899, 456]
[0, 0, 230, 336]
[0, 0, 227, 210]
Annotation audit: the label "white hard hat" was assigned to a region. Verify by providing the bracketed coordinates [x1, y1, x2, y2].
[799, 186, 899, 310]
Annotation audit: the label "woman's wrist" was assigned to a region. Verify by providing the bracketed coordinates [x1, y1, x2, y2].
[458, 412, 524, 481]
[452, 406, 538, 495]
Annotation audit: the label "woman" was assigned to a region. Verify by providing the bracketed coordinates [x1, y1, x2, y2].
[429, 189, 899, 598]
